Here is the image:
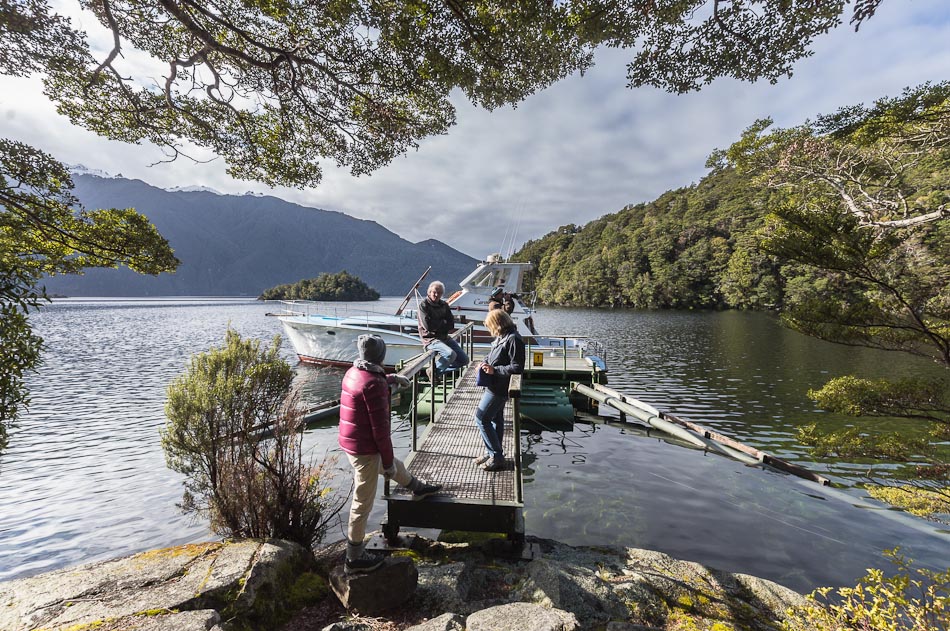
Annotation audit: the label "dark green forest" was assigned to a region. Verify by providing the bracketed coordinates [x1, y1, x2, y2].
[515, 84, 950, 511]
[513, 167, 775, 309]
[513, 121, 948, 317]
[258, 271, 380, 301]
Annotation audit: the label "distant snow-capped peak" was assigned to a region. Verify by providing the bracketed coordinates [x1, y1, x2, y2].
[166, 185, 268, 197]
[67, 165, 267, 197]
[68, 164, 119, 179]
[166, 184, 223, 195]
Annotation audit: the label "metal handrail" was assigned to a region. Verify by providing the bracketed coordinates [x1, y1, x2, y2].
[526, 335, 576, 371]
[509, 374, 523, 504]
[400, 322, 476, 447]
[385, 322, 476, 498]
[397, 349, 435, 453]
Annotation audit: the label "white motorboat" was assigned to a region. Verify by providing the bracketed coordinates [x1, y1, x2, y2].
[275, 256, 604, 370]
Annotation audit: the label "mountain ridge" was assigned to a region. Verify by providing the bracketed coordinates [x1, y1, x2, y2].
[42, 175, 478, 296]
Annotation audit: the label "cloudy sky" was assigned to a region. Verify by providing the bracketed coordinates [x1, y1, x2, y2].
[2, 2, 949, 259]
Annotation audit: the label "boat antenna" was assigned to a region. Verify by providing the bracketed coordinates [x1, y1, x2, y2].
[498, 223, 513, 262]
[499, 198, 526, 260]
[507, 204, 524, 260]
[395, 266, 432, 315]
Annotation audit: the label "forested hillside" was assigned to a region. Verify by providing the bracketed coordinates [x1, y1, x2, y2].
[514, 116, 948, 314]
[514, 166, 777, 309]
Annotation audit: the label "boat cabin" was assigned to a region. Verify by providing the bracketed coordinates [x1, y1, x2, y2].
[445, 259, 541, 341]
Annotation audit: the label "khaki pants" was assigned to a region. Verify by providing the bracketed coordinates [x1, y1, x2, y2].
[346, 453, 412, 543]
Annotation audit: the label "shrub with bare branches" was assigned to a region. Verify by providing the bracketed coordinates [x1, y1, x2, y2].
[161, 329, 343, 548]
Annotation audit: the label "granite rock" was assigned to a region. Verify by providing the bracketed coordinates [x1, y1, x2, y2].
[329, 557, 418, 616]
[466, 602, 579, 631]
[0, 540, 314, 631]
[403, 612, 466, 631]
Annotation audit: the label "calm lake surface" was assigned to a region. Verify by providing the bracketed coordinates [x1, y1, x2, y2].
[1, 297, 947, 593]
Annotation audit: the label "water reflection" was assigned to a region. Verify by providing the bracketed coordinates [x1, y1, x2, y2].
[521, 421, 948, 593]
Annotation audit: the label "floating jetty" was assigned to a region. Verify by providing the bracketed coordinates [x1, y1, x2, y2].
[379, 324, 605, 544]
[376, 323, 830, 547]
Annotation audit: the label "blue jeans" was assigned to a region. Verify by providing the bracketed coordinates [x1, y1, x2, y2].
[428, 337, 469, 375]
[475, 388, 506, 464]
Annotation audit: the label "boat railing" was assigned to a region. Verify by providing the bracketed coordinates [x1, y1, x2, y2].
[585, 339, 608, 368]
[273, 299, 417, 322]
[526, 335, 609, 372]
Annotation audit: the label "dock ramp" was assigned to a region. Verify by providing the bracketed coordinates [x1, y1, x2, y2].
[383, 358, 525, 545]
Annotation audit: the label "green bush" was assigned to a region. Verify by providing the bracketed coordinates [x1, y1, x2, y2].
[161, 329, 343, 548]
[0, 300, 42, 452]
[809, 376, 950, 423]
[784, 550, 949, 631]
[797, 423, 929, 461]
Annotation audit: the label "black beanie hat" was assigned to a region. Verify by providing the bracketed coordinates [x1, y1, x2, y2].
[357, 334, 386, 364]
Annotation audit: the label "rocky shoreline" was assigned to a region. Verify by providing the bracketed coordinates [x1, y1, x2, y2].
[0, 534, 807, 631]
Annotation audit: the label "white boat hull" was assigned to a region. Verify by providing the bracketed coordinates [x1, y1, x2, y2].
[280, 315, 487, 369]
[274, 257, 602, 370]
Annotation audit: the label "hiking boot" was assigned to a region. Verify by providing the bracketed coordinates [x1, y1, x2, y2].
[412, 481, 442, 500]
[473, 454, 491, 466]
[482, 459, 505, 472]
[344, 551, 385, 575]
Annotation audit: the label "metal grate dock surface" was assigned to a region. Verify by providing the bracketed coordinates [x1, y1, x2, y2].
[388, 362, 518, 505]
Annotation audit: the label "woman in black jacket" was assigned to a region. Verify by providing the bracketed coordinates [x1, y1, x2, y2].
[473, 309, 525, 471]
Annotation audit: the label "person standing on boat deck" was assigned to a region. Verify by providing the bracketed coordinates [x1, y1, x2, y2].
[488, 287, 516, 315]
[473, 310, 525, 472]
[502, 292, 516, 315]
[487, 286, 504, 311]
[418, 280, 469, 379]
[339, 334, 442, 574]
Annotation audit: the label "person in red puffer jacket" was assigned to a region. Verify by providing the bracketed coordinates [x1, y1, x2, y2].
[339, 334, 442, 574]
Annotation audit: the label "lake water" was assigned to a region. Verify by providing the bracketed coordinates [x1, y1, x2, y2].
[1, 298, 947, 594]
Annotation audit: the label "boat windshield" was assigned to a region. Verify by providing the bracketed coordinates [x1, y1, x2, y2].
[467, 265, 511, 290]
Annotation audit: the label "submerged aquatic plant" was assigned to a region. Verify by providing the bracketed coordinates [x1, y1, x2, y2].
[864, 484, 950, 519]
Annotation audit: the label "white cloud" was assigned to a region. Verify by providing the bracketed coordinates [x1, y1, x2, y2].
[2, 1, 949, 259]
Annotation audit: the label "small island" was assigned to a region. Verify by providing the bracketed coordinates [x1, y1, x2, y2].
[258, 271, 380, 301]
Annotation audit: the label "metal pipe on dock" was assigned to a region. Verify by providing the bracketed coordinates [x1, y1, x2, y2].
[572, 383, 760, 466]
[590, 384, 773, 465]
[574, 383, 830, 485]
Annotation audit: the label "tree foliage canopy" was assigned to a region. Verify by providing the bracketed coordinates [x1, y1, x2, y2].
[1, 139, 179, 279]
[259, 270, 380, 302]
[0, 0, 892, 448]
[0, 138, 178, 450]
[721, 82, 950, 367]
[5, 0, 882, 188]
[0, 296, 40, 451]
